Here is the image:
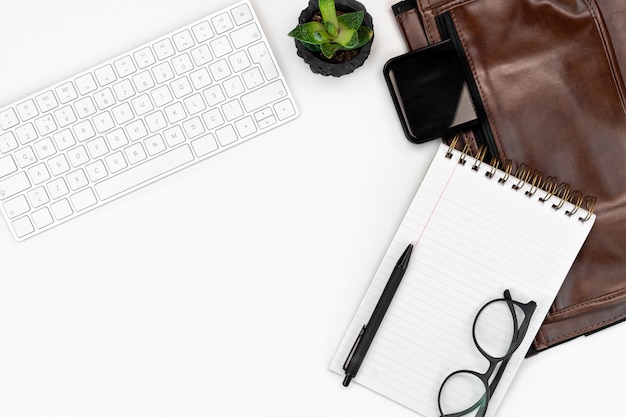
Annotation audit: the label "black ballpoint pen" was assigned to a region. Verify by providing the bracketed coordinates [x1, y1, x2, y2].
[342, 242, 414, 387]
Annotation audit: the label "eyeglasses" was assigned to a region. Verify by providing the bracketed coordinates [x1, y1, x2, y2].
[437, 289, 537, 417]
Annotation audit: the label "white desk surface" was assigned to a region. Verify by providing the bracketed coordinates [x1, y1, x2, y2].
[0, 1, 624, 416]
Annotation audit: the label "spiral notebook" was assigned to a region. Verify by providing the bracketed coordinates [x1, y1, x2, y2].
[330, 142, 595, 417]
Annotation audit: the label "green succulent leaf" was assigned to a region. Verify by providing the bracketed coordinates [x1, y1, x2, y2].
[303, 42, 322, 52]
[325, 21, 338, 38]
[287, 21, 330, 44]
[337, 11, 364, 31]
[334, 27, 357, 48]
[355, 25, 373, 48]
[319, 0, 339, 35]
[321, 43, 342, 59]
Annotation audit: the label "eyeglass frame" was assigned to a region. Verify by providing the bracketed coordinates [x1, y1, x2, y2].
[437, 289, 537, 417]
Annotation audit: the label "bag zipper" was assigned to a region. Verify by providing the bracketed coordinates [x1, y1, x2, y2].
[436, 12, 498, 159]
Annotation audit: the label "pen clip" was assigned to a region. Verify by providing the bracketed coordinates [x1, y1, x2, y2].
[343, 324, 366, 370]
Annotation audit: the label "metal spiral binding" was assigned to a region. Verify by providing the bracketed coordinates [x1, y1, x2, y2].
[444, 142, 596, 222]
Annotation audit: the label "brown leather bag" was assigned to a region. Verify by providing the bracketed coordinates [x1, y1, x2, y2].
[392, 0, 626, 353]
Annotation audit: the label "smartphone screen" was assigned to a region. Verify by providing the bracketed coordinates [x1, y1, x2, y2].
[384, 40, 478, 143]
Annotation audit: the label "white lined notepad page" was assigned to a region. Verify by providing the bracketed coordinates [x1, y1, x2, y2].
[330, 143, 595, 417]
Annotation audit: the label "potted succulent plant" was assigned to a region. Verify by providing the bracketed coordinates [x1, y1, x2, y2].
[288, 0, 374, 77]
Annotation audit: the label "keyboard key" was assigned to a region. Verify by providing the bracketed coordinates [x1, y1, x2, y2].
[192, 21, 214, 42]
[15, 123, 38, 145]
[0, 108, 19, 130]
[209, 59, 231, 81]
[73, 120, 96, 142]
[126, 120, 149, 141]
[14, 147, 37, 169]
[75, 96, 97, 119]
[215, 125, 238, 146]
[48, 154, 71, 176]
[85, 160, 108, 181]
[34, 115, 57, 136]
[27, 186, 49, 207]
[95, 145, 194, 200]
[211, 12, 233, 34]
[229, 50, 251, 72]
[27, 163, 51, 185]
[55, 82, 78, 104]
[67, 169, 89, 190]
[231, 23, 261, 49]
[202, 108, 224, 129]
[164, 102, 186, 124]
[203, 85, 226, 106]
[104, 151, 128, 173]
[144, 134, 166, 156]
[0, 155, 17, 178]
[12, 216, 34, 238]
[183, 94, 207, 115]
[35, 91, 59, 112]
[0, 132, 18, 153]
[131, 94, 154, 116]
[249, 42, 278, 80]
[210, 37, 233, 58]
[223, 76, 244, 98]
[54, 106, 78, 128]
[111, 102, 134, 124]
[132, 71, 156, 93]
[133, 47, 156, 69]
[234, 116, 257, 138]
[189, 68, 212, 90]
[125, 143, 147, 165]
[191, 134, 219, 157]
[67, 145, 90, 168]
[242, 67, 263, 89]
[172, 30, 195, 51]
[95, 65, 117, 86]
[113, 79, 136, 101]
[145, 111, 168, 132]
[86, 137, 109, 159]
[241, 80, 287, 112]
[163, 126, 186, 147]
[52, 130, 76, 151]
[16, 99, 39, 121]
[47, 177, 70, 199]
[172, 53, 194, 75]
[153, 39, 176, 60]
[231, 3, 253, 26]
[182, 117, 205, 138]
[191, 44, 213, 67]
[75, 73, 98, 95]
[274, 98, 297, 121]
[114, 56, 137, 77]
[94, 88, 116, 110]
[50, 199, 73, 220]
[222, 100, 243, 121]
[70, 187, 97, 211]
[105, 128, 129, 150]
[32, 207, 54, 229]
[171, 77, 193, 99]
[33, 138, 56, 160]
[152, 62, 175, 84]
[3, 195, 29, 218]
[93, 111, 116, 134]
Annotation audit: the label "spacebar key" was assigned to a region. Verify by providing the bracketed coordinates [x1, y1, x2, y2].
[95, 145, 194, 200]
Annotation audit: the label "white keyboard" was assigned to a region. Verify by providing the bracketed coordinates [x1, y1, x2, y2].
[0, 0, 298, 241]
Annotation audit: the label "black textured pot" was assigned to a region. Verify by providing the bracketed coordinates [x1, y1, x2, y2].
[294, 0, 374, 77]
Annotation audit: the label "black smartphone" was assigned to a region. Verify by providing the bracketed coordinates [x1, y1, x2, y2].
[384, 40, 478, 143]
